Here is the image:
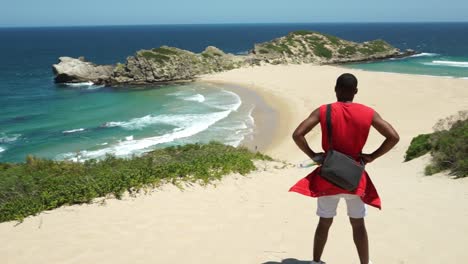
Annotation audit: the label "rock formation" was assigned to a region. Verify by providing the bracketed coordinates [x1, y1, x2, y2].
[52, 57, 114, 84]
[52, 31, 416, 85]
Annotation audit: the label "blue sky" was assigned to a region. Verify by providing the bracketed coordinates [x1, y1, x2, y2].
[2, 0, 468, 27]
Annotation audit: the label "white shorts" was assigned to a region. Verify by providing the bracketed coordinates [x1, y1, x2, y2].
[317, 194, 367, 218]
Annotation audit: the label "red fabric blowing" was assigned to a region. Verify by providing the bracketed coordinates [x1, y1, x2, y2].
[289, 102, 382, 209]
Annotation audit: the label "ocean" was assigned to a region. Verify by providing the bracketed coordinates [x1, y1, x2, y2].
[1, 23, 467, 162]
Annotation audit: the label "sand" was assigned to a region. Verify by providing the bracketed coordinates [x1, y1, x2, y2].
[1, 65, 468, 264]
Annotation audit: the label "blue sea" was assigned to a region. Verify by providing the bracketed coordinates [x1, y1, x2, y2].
[1, 23, 467, 162]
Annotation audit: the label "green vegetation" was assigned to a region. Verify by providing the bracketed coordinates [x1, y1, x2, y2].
[115, 63, 125, 71]
[306, 36, 321, 43]
[359, 40, 391, 55]
[139, 51, 170, 63]
[263, 43, 293, 55]
[324, 34, 341, 46]
[404, 134, 432, 161]
[290, 30, 314, 36]
[139, 47, 182, 63]
[405, 113, 467, 178]
[313, 43, 332, 59]
[201, 52, 214, 58]
[338, 45, 358, 56]
[151, 47, 179, 55]
[0, 142, 271, 222]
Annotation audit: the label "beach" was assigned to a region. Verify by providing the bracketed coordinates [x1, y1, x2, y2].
[1, 64, 468, 264]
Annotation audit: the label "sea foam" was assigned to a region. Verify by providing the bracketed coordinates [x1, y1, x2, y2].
[0, 146, 5, 153]
[60, 109, 233, 161]
[410, 53, 439, 58]
[182, 94, 206, 103]
[423, 60, 468, 68]
[104, 91, 241, 131]
[0, 133, 21, 143]
[64, 81, 95, 86]
[62, 128, 86, 134]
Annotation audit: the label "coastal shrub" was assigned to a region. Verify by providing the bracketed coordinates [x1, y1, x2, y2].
[151, 47, 179, 55]
[366, 40, 390, 53]
[139, 51, 170, 63]
[263, 43, 292, 54]
[313, 44, 333, 59]
[0, 142, 272, 222]
[338, 46, 358, 56]
[404, 134, 432, 161]
[324, 34, 341, 46]
[405, 112, 467, 178]
[306, 36, 322, 43]
[426, 118, 467, 177]
[291, 30, 313, 36]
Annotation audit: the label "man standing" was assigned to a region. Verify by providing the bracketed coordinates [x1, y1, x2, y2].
[290, 73, 400, 264]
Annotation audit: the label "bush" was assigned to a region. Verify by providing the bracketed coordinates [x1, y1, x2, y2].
[405, 111, 467, 178]
[0, 142, 271, 222]
[313, 44, 332, 59]
[404, 134, 432, 161]
[428, 118, 467, 177]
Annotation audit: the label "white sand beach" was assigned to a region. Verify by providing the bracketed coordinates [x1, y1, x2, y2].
[1, 65, 468, 264]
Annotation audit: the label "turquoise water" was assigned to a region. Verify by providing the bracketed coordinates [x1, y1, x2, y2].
[0, 83, 254, 162]
[1, 23, 468, 162]
[347, 53, 468, 78]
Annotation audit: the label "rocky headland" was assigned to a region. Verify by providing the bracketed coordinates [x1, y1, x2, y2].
[52, 30, 416, 85]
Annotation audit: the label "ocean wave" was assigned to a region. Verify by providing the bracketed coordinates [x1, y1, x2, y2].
[0, 133, 21, 143]
[423, 60, 468, 68]
[103, 94, 241, 131]
[409, 53, 439, 58]
[59, 109, 233, 161]
[62, 128, 86, 134]
[0, 146, 5, 153]
[63, 81, 95, 86]
[205, 90, 242, 111]
[181, 94, 205, 103]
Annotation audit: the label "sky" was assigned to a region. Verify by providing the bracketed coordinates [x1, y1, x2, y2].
[1, 0, 468, 27]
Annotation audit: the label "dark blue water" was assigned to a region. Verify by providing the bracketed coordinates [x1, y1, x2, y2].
[1, 23, 468, 162]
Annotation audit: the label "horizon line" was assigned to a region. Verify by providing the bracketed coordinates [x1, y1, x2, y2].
[2, 21, 468, 29]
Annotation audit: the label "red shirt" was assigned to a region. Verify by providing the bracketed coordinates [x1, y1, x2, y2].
[289, 102, 382, 209]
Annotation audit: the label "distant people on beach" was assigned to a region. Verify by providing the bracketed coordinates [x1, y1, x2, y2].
[290, 73, 400, 264]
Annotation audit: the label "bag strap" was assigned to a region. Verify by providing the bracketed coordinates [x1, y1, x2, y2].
[326, 104, 333, 149]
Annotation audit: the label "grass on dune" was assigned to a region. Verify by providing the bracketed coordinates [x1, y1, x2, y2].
[0, 142, 272, 223]
[405, 112, 467, 178]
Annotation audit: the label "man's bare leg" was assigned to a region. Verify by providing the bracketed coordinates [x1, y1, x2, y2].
[313, 217, 333, 262]
[350, 217, 369, 264]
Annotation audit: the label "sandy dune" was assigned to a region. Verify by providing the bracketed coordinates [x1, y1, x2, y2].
[1, 65, 468, 264]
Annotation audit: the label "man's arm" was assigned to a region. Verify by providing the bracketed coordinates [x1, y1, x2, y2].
[361, 111, 400, 163]
[292, 108, 323, 160]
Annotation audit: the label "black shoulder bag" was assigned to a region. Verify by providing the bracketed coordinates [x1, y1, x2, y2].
[320, 104, 365, 191]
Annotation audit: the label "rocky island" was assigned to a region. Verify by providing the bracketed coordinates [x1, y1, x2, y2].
[52, 30, 416, 85]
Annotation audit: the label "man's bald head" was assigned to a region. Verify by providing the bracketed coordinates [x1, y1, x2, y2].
[335, 73, 358, 102]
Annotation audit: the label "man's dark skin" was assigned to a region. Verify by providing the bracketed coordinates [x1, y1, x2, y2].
[292, 81, 400, 264]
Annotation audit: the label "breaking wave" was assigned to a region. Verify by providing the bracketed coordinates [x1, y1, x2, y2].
[63, 81, 95, 86]
[62, 128, 86, 134]
[181, 94, 205, 103]
[423, 60, 468, 68]
[59, 109, 234, 161]
[409, 53, 439, 58]
[0, 133, 21, 143]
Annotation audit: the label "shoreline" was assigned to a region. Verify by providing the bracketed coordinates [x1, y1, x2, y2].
[201, 64, 468, 162]
[200, 80, 287, 155]
[2, 63, 468, 264]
